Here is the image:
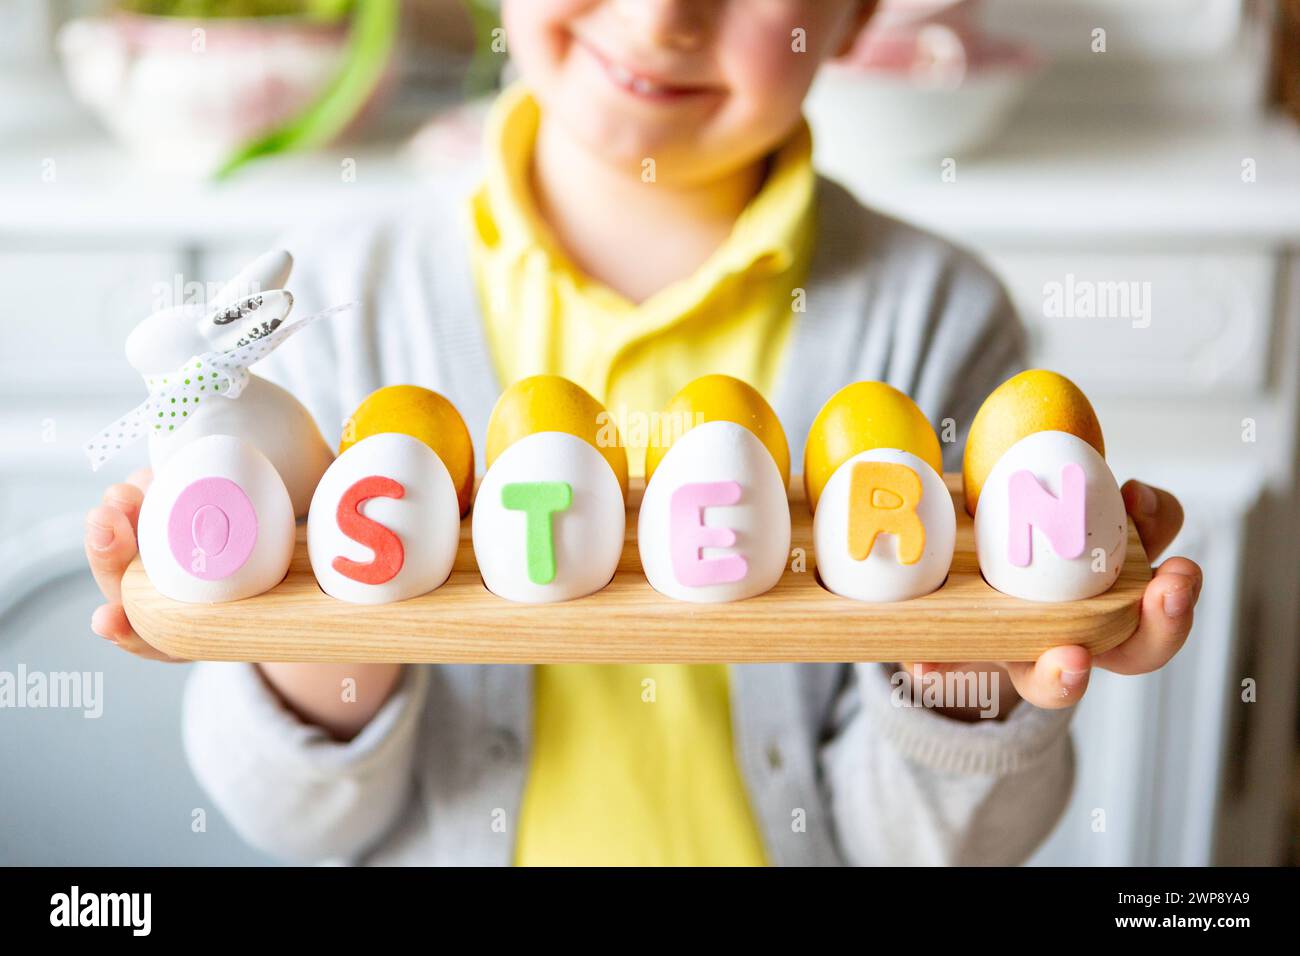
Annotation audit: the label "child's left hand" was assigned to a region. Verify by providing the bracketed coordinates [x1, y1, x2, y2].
[904, 480, 1202, 716]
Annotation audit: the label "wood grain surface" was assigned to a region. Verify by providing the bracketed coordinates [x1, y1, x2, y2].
[121, 474, 1151, 663]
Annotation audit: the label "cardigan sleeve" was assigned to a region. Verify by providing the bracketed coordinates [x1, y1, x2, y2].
[823, 664, 1074, 866]
[182, 662, 430, 863]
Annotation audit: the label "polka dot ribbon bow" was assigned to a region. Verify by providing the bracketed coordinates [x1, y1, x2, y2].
[85, 294, 353, 471]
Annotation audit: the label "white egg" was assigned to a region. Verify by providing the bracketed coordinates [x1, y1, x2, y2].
[638, 421, 790, 603]
[472, 431, 625, 603]
[145, 377, 334, 520]
[307, 433, 461, 605]
[137, 434, 295, 604]
[974, 430, 1126, 602]
[813, 449, 955, 603]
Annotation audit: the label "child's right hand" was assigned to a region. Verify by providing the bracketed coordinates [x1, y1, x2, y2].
[83, 471, 401, 738]
[84, 468, 182, 662]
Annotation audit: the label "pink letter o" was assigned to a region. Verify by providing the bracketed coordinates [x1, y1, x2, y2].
[167, 477, 259, 580]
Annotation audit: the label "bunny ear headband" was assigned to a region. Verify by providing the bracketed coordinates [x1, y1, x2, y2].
[84, 292, 352, 472]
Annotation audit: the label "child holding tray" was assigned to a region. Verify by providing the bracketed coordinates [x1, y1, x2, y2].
[84, 0, 1201, 865]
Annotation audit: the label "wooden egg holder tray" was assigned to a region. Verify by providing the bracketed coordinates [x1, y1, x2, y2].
[121, 474, 1150, 663]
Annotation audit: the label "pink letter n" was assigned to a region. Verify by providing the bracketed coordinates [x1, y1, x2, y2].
[1006, 463, 1086, 566]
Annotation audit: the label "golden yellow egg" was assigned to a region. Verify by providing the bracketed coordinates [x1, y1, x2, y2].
[644, 374, 791, 489]
[340, 385, 475, 517]
[962, 369, 1105, 516]
[802, 381, 943, 512]
[486, 375, 629, 500]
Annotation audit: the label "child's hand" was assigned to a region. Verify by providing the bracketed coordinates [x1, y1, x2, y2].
[84, 468, 183, 662]
[903, 480, 1202, 716]
[84, 469, 399, 737]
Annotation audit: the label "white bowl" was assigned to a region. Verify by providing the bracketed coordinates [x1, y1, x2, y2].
[806, 57, 1039, 167]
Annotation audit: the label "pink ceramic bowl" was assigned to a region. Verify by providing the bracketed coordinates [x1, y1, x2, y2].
[58, 13, 352, 174]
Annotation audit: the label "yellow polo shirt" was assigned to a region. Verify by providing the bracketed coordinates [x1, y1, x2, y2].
[467, 86, 815, 866]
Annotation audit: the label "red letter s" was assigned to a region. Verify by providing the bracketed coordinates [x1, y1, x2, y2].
[333, 476, 405, 585]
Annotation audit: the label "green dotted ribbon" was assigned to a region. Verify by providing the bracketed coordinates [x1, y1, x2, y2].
[85, 300, 353, 471]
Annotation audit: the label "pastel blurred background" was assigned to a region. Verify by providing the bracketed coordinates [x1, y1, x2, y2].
[0, 0, 1297, 865]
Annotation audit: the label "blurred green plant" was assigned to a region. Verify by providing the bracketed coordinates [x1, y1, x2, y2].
[210, 0, 398, 178]
[120, 0, 503, 177]
[116, 0, 354, 19]
[463, 0, 503, 96]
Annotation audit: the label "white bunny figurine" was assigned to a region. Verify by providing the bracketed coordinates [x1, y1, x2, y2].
[123, 250, 335, 518]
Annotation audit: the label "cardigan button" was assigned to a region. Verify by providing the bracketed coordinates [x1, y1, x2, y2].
[765, 742, 783, 772]
[487, 729, 521, 763]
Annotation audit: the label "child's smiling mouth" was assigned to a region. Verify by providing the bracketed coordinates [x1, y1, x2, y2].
[573, 36, 722, 103]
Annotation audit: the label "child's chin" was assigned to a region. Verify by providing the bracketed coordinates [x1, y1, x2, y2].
[569, 112, 714, 169]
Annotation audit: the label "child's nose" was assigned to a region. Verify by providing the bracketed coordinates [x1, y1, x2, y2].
[613, 0, 711, 52]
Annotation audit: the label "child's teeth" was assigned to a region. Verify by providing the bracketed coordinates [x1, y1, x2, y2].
[605, 58, 668, 95]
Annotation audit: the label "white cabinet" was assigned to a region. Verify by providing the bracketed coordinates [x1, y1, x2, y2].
[0, 247, 166, 570]
[0, 249, 185, 396]
[985, 250, 1278, 397]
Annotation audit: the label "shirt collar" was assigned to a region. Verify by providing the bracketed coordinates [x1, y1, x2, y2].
[474, 84, 816, 292]
[475, 85, 550, 263]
